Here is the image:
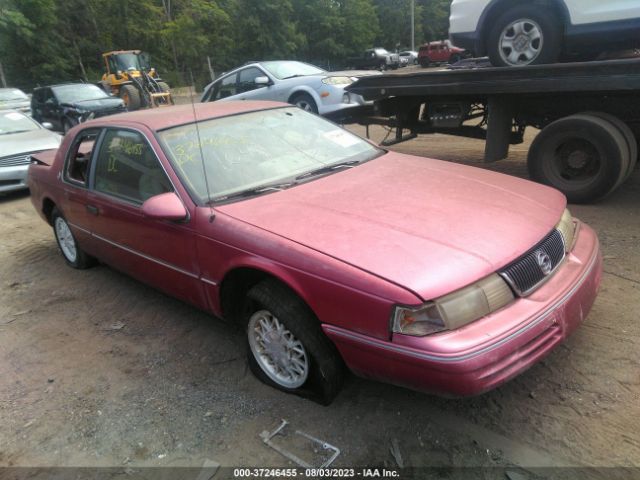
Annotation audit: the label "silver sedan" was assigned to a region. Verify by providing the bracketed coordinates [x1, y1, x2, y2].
[201, 61, 377, 119]
[0, 110, 61, 193]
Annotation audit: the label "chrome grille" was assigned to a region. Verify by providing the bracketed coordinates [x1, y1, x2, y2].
[499, 229, 566, 296]
[0, 154, 32, 168]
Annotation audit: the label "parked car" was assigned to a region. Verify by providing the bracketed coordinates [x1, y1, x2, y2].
[418, 40, 467, 67]
[201, 61, 375, 119]
[0, 110, 61, 193]
[31, 83, 126, 134]
[399, 50, 419, 65]
[349, 48, 401, 71]
[0, 88, 31, 116]
[449, 0, 640, 66]
[28, 102, 602, 404]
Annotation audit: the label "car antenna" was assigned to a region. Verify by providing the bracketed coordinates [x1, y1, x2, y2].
[188, 69, 215, 223]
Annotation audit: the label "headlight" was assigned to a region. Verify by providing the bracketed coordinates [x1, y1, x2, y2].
[392, 274, 515, 336]
[556, 208, 576, 252]
[322, 76, 353, 85]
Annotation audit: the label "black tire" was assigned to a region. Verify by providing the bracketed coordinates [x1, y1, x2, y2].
[449, 54, 461, 65]
[290, 93, 318, 114]
[120, 84, 142, 111]
[156, 81, 170, 92]
[419, 58, 430, 68]
[244, 279, 344, 405]
[51, 207, 96, 269]
[581, 111, 637, 182]
[487, 5, 562, 67]
[528, 114, 629, 203]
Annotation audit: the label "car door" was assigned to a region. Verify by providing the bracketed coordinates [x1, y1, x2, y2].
[58, 127, 103, 257]
[41, 88, 61, 130]
[86, 126, 207, 308]
[566, 0, 640, 24]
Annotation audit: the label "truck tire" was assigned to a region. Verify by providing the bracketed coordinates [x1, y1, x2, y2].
[449, 54, 462, 65]
[244, 279, 344, 405]
[120, 84, 141, 111]
[156, 81, 170, 92]
[488, 5, 562, 67]
[419, 57, 430, 68]
[581, 111, 637, 182]
[528, 114, 629, 203]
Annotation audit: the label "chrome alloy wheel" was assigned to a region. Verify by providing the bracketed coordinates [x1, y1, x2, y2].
[248, 310, 309, 388]
[55, 217, 77, 263]
[295, 99, 314, 111]
[499, 18, 543, 66]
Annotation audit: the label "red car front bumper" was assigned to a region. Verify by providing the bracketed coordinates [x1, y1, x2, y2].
[324, 223, 602, 396]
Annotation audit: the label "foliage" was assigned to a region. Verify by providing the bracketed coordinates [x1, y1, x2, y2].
[0, 0, 452, 90]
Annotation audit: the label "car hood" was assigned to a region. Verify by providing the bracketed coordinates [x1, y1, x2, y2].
[327, 70, 383, 78]
[217, 152, 566, 301]
[63, 97, 124, 111]
[0, 100, 30, 110]
[1, 128, 62, 158]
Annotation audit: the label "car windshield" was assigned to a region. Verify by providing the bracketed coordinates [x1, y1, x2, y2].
[159, 107, 382, 204]
[260, 61, 324, 80]
[0, 89, 28, 102]
[54, 84, 108, 103]
[0, 111, 39, 135]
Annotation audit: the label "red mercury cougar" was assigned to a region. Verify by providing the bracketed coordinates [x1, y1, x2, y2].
[28, 102, 602, 404]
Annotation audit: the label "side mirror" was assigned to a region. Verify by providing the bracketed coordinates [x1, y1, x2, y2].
[255, 76, 271, 86]
[141, 192, 188, 222]
[41, 122, 54, 130]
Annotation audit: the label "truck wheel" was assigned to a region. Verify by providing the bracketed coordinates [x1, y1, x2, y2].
[120, 84, 141, 111]
[290, 93, 318, 114]
[528, 114, 629, 203]
[449, 54, 462, 65]
[244, 279, 344, 405]
[157, 81, 170, 92]
[581, 112, 637, 182]
[488, 5, 562, 67]
[419, 58, 430, 68]
[51, 207, 96, 269]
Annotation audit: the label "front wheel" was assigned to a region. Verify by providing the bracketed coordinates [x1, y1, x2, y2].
[290, 93, 318, 114]
[488, 5, 562, 67]
[244, 279, 344, 404]
[51, 208, 96, 269]
[120, 84, 142, 111]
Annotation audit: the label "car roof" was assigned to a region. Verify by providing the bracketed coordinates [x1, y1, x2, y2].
[34, 83, 95, 91]
[83, 101, 289, 131]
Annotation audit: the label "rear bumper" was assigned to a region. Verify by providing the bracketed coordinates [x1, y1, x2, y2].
[0, 165, 29, 193]
[323, 223, 602, 396]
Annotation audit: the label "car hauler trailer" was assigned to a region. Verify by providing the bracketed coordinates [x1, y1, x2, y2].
[345, 58, 640, 203]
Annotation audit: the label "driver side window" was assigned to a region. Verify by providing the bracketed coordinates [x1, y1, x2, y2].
[94, 129, 172, 204]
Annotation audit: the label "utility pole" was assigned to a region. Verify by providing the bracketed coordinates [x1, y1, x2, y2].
[410, 0, 415, 51]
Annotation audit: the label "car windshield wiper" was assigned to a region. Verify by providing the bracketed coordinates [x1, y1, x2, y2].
[210, 181, 296, 203]
[295, 160, 361, 181]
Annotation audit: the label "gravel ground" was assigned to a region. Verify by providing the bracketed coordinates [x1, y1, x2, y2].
[0, 104, 639, 479]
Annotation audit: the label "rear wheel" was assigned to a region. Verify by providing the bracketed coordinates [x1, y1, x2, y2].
[488, 5, 562, 67]
[244, 279, 344, 404]
[120, 84, 142, 111]
[419, 57, 430, 68]
[528, 114, 629, 203]
[449, 54, 462, 64]
[582, 111, 637, 182]
[51, 208, 96, 269]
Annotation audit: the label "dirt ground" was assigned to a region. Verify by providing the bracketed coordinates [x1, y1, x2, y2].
[1, 116, 639, 478]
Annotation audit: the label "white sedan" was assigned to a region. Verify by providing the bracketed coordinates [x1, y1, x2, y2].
[201, 61, 376, 119]
[449, 0, 640, 66]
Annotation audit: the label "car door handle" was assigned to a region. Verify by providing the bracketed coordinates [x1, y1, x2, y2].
[86, 205, 99, 216]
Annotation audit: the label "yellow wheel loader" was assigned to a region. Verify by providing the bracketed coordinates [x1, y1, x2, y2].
[100, 50, 173, 111]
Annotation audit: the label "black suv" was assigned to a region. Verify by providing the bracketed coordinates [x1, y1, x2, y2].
[31, 83, 126, 133]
